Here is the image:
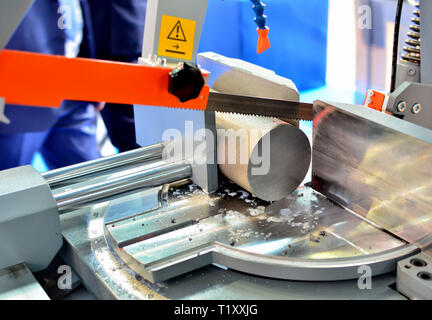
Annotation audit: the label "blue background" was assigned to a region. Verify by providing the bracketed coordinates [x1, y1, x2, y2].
[199, 0, 329, 91]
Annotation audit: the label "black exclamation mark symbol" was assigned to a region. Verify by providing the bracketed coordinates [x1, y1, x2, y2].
[176, 24, 179, 38]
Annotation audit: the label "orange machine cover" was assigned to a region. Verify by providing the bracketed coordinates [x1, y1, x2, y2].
[0, 49, 209, 110]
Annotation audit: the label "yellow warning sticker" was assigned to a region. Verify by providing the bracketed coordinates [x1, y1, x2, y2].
[158, 15, 196, 61]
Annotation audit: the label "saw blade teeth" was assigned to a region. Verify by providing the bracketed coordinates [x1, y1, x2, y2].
[212, 108, 302, 119]
[154, 107, 308, 122]
[215, 110, 276, 120]
[215, 111, 307, 121]
[206, 92, 314, 121]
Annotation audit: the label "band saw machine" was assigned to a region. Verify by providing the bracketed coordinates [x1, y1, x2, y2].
[0, 0, 431, 300]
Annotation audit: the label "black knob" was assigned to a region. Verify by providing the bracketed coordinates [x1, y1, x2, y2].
[168, 62, 205, 103]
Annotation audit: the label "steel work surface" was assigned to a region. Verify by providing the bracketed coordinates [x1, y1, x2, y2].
[58, 179, 411, 299]
[104, 183, 414, 283]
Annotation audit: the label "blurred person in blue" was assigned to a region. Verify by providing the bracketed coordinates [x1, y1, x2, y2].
[0, 0, 100, 171]
[81, 0, 147, 153]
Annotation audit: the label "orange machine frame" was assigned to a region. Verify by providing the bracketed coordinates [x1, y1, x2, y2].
[0, 49, 209, 110]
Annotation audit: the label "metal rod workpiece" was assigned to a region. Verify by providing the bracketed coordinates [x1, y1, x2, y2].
[54, 160, 192, 209]
[42, 143, 165, 185]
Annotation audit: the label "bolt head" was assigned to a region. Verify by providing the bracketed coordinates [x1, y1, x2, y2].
[412, 103, 422, 114]
[168, 62, 205, 103]
[396, 101, 407, 112]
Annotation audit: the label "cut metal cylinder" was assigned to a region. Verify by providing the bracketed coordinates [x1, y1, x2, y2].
[216, 112, 311, 201]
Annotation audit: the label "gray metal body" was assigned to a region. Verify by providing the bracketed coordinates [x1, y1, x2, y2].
[0, 166, 62, 272]
[0, 0, 34, 51]
[135, 106, 218, 194]
[0, 263, 49, 300]
[392, 1, 432, 129]
[420, 0, 432, 84]
[0, 145, 189, 276]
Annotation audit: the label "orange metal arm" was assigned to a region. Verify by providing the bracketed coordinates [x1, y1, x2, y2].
[0, 49, 209, 110]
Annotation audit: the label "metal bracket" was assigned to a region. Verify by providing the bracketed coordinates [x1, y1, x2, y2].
[397, 252, 432, 300]
[0, 97, 10, 125]
[387, 81, 432, 130]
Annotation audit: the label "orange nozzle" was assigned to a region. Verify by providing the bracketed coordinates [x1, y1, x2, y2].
[257, 27, 270, 54]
